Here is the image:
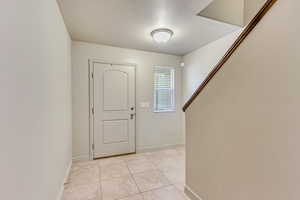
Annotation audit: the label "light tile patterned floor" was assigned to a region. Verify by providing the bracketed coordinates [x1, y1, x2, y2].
[63, 146, 188, 200]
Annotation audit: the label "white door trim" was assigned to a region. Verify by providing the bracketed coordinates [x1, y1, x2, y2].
[88, 59, 136, 160]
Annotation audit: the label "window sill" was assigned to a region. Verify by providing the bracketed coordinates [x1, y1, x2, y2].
[153, 110, 176, 113]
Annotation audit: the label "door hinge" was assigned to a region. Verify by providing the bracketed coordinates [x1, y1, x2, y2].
[91, 107, 94, 115]
[91, 72, 94, 79]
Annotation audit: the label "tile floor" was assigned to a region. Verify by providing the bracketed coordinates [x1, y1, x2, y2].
[63, 146, 188, 200]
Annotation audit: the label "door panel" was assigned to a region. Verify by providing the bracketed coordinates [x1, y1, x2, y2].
[103, 70, 129, 111]
[103, 120, 129, 144]
[93, 62, 135, 158]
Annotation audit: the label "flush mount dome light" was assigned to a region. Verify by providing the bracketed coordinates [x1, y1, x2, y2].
[151, 28, 174, 43]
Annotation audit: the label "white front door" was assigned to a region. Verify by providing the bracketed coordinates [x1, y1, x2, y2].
[92, 62, 136, 158]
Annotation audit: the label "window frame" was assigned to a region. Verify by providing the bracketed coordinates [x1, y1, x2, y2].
[153, 66, 176, 113]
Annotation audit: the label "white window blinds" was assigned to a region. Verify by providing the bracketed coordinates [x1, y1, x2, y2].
[154, 66, 175, 112]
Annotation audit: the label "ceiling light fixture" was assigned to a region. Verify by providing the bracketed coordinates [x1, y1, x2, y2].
[151, 28, 174, 43]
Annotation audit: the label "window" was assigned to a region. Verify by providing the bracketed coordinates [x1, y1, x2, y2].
[153, 66, 175, 112]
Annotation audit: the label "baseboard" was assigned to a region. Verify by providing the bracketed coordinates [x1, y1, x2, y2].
[72, 144, 185, 161]
[184, 185, 203, 200]
[136, 143, 185, 153]
[72, 154, 90, 162]
[56, 161, 72, 200]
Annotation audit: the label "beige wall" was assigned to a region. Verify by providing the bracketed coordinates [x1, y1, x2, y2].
[186, 1, 300, 200]
[0, 1, 72, 200]
[72, 41, 184, 160]
[199, 0, 244, 26]
[244, 0, 267, 25]
[199, 0, 269, 27]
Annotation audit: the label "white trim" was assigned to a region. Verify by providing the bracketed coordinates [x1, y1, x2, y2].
[153, 66, 176, 113]
[90, 59, 137, 67]
[56, 161, 72, 200]
[88, 59, 137, 160]
[88, 60, 94, 161]
[153, 109, 176, 113]
[184, 185, 203, 200]
[136, 143, 185, 153]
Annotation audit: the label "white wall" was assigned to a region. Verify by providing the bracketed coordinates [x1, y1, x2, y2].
[183, 29, 243, 103]
[0, 1, 72, 200]
[72, 41, 184, 160]
[186, 0, 300, 200]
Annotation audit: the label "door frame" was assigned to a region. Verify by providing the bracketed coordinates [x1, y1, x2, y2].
[88, 59, 137, 160]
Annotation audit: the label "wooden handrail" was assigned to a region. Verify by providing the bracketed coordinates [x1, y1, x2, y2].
[182, 0, 277, 112]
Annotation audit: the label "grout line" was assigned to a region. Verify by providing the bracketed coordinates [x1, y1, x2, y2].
[122, 153, 175, 198]
[75, 147, 185, 200]
[98, 163, 104, 200]
[125, 158, 142, 194]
